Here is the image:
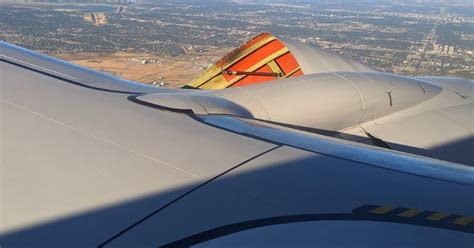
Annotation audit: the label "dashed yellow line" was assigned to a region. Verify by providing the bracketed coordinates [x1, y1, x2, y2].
[354, 205, 474, 233]
[453, 216, 474, 226]
[370, 206, 396, 214]
[426, 212, 450, 221]
[398, 209, 422, 218]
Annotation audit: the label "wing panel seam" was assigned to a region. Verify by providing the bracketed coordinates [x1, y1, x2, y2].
[1, 98, 202, 179]
[97, 145, 282, 247]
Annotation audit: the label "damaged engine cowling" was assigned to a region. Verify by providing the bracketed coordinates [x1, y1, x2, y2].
[183, 32, 374, 90]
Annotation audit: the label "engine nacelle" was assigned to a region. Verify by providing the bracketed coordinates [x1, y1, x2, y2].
[138, 72, 441, 131]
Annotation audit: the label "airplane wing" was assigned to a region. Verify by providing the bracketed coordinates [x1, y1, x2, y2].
[1, 41, 473, 248]
[181, 32, 473, 165]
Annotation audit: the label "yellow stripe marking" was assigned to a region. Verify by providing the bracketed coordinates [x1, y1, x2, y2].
[284, 67, 302, 78]
[202, 47, 290, 89]
[426, 212, 450, 221]
[220, 36, 277, 70]
[370, 206, 396, 214]
[187, 65, 224, 88]
[452, 216, 474, 226]
[224, 47, 289, 87]
[398, 209, 422, 218]
[267, 60, 283, 77]
[186, 35, 277, 88]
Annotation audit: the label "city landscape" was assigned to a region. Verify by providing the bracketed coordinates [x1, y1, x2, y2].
[1, 0, 472, 87]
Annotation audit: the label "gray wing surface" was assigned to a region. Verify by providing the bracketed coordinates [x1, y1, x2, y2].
[1, 42, 473, 247]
